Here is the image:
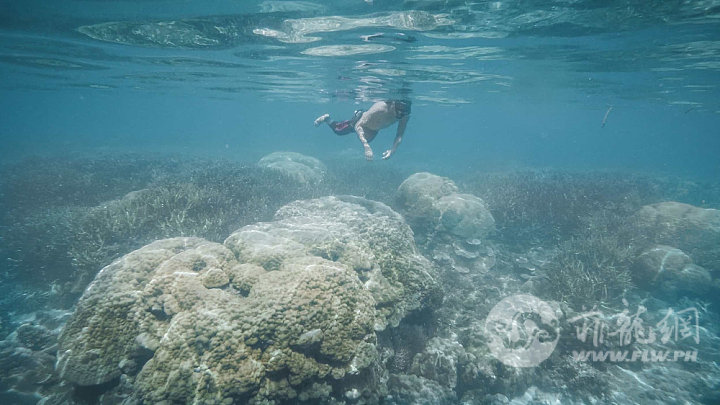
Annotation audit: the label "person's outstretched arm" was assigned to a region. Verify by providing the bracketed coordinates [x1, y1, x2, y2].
[356, 125, 374, 160]
[382, 115, 409, 160]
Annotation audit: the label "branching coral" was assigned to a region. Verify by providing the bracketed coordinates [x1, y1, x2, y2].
[539, 232, 635, 309]
[461, 170, 707, 248]
[0, 157, 321, 295]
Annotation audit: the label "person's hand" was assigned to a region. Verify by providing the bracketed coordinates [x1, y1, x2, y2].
[364, 147, 374, 161]
[382, 149, 393, 160]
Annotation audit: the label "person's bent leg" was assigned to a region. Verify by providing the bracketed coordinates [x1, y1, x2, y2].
[314, 113, 330, 126]
[329, 120, 356, 135]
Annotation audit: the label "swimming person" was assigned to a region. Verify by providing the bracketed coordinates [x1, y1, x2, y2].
[314, 99, 411, 160]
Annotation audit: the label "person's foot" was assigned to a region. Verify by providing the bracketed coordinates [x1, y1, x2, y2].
[314, 113, 330, 126]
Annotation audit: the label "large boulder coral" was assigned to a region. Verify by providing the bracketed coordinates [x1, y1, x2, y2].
[56, 196, 441, 404]
[634, 202, 720, 271]
[225, 195, 442, 330]
[258, 151, 326, 185]
[632, 245, 713, 297]
[395, 172, 458, 232]
[435, 193, 496, 240]
[396, 172, 495, 242]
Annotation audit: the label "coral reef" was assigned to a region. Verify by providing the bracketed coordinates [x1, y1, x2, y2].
[634, 201, 720, 271]
[396, 172, 459, 229]
[0, 157, 320, 299]
[396, 172, 495, 243]
[226, 196, 443, 329]
[56, 196, 441, 403]
[324, 157, 413, 205]
[536, 233, 635, 309]
[3, 155, 720, 405]
[460, 171, 705, 248]
[258, 151, 327, 185]
[0, 309, 70, 403]
[0, 156, 176, 216]
[632, 245, 713, 298]
[386, 373, 456, 405]
[410, 337, 473, 390]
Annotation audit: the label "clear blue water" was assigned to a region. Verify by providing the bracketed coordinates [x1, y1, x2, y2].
[1, 2, 720, 404]
[1, 0, 719, 177]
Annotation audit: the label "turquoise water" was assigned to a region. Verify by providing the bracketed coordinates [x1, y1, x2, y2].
[1, 1, 719, 176]
[1, 1, 720, 404]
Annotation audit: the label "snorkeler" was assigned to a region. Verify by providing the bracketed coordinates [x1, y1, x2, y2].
[314, 99, 411, 160]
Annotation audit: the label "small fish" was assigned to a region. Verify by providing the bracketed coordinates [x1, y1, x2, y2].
[601, 106, 613, 128]
[362, 32, 417, 43]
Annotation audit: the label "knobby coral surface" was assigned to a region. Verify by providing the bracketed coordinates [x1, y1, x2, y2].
[57, 196, 441, 404]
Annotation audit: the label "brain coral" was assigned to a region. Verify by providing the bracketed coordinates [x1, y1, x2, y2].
[56, 196, 441, 404]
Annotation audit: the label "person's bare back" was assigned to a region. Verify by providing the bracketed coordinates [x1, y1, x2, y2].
[355, 101, 401, 133]
[315, 100, 411, 160]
